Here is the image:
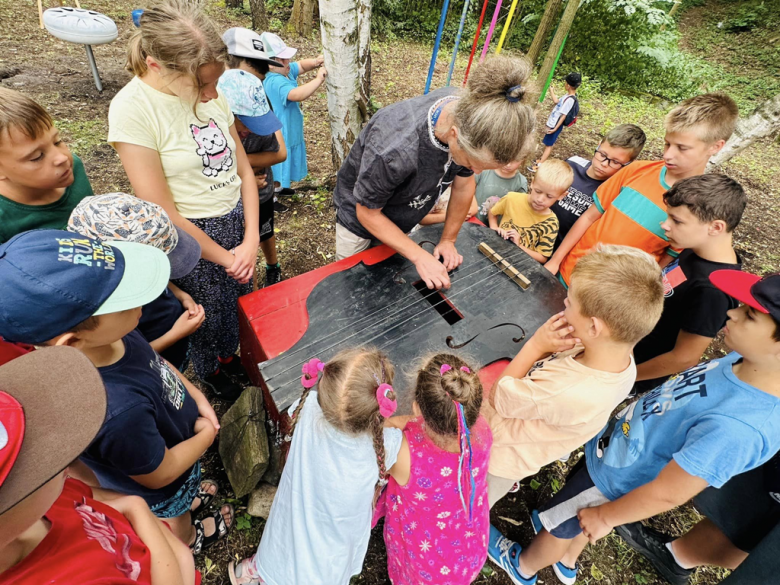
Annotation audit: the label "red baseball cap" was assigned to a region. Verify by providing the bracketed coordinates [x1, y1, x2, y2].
[710, 270, 780, 321]
[0, 346, 106, 515]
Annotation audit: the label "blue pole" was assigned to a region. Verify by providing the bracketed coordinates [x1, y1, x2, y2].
[447, 0, 471, 86]
[425, 0, 452, 94]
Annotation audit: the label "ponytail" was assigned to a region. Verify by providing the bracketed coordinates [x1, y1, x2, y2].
[125, 31, 148, 77]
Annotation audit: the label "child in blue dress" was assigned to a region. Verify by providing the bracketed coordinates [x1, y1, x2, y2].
[259, 32, 327, 193]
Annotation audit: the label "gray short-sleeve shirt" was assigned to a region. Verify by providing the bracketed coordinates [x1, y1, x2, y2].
[333, 88, 474, 239]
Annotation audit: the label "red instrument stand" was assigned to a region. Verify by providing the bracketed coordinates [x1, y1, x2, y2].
[238, 243, 509, 424]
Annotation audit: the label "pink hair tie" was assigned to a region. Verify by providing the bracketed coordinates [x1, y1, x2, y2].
[376, 383, 397, 418]
[440, 364, 472, 375]
[301, 358, 325, 389]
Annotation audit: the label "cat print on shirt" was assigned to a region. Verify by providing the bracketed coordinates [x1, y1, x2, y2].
[190, 119, 234, 177]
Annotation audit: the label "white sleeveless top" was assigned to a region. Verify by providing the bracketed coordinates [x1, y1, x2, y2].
[256, 391, 403, 585]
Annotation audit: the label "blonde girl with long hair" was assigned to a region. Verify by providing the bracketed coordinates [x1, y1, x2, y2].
[228, 348, 404, 585]
[108, 0, 257, 400]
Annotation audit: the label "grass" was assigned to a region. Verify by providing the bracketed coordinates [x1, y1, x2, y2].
[54, 119, 107, 157]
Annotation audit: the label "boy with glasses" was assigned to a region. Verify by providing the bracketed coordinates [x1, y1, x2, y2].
[545, 93, 739, 287]
[551, 124, 646, 251]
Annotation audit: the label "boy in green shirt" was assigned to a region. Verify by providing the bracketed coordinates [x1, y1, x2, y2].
[0, 87, 93, 243]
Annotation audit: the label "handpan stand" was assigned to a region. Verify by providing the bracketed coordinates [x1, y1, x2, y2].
[238, 222, 566, 427]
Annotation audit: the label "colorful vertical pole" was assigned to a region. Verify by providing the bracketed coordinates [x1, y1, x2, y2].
[425, 0, 453, 94]
[479, 0, 503, 63]
[540, 32, 568, 102]
[495, 0, 520, 54]
[463, 0, 490, 85]
[447, 0, 472, 86]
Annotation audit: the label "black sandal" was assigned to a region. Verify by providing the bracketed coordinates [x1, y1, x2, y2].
[191, 504, 234, 554]
[190, 479, 219, 516]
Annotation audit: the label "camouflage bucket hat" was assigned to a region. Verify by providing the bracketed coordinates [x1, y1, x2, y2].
[68, 193, 201, 279]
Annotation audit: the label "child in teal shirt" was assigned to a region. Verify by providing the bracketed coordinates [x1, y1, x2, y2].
[260, 32, 327, 192]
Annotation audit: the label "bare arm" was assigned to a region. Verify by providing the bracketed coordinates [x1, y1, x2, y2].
[356, 203, 452, 290]
[99, 494, 190, 585]
[287, 68, 327, 102]
[578, 461, 709, 543]
[548, 84, 559, 103]
[387, 435, 411, 487]
[245, 130, 288, 169]
[228, 124, 260, 284]
[545, 204, 603, 274]
[519, 244, 549, 264]
[130, 419, 215, 490]
[113, 142, 235, 271]
[418, 210, 447, 225]
[297, 55, 324, 73]
[635, 331, 712, 381]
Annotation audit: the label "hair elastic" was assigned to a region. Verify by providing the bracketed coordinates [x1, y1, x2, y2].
[376, 384, 397, 418]
[505, 84, 523, 103]
[301, 358, 325, 389]
[440, 364, 471, 375]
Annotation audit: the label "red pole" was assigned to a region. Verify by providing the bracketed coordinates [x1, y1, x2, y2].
[463, 0, 491, 86]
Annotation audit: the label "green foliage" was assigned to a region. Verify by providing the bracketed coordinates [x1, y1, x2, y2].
[235, 513, 253, 531]
[723, 1, 768, 33]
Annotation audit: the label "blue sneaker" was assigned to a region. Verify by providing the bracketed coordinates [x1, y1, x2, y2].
[487, 524, 537, 585]
[530, 510, 580, 585]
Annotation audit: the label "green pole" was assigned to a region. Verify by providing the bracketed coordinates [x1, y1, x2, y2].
[539, 32, 568, 103]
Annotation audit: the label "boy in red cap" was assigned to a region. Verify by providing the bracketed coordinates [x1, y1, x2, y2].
[0, 346, 197, 584]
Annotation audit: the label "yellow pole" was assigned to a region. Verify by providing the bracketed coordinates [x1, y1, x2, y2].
[495, 0, 521, 54]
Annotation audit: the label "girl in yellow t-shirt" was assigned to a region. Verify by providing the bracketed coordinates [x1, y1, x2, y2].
[108, 0, 258, 400]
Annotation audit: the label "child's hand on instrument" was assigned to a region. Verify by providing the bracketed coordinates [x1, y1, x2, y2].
[503, 229, 520, 245]
[528, 311, 580, 355]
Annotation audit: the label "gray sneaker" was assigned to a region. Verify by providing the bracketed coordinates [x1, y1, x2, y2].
[615, 522, 693, 585]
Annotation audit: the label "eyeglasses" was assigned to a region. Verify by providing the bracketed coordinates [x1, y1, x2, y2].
[594, 147, 632, 170]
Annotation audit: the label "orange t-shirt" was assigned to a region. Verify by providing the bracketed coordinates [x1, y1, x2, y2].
[559, 160, 680, 285]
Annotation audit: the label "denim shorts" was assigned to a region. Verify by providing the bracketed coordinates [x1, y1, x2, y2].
[542, 124, 564, 147]
[150, 463, 201, 519]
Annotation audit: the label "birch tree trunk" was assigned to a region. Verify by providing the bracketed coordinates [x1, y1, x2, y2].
[289, 0, 316, 37]
[530, 0, 580, 104]
[708, 93, 780, 168]
[249, 0, 268, 31]
[526, 0, 563, 66]
[319, 0, 372, 170]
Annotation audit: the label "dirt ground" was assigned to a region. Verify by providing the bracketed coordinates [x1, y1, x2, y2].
[1, 1, 778, 584]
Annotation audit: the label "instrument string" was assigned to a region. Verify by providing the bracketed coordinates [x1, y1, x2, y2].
[264, 246, 538, 394]
[260, 243, 534, 383]
[260, 244, 533, 385]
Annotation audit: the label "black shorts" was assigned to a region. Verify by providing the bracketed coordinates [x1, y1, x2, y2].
[694, 464, 780, 552]
[259, 197, 274, 243]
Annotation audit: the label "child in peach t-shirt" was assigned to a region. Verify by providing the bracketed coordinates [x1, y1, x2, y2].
[484, 245, 665, 508]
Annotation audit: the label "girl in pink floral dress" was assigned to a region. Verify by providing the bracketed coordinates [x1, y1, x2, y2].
[381, 353, 492, 584]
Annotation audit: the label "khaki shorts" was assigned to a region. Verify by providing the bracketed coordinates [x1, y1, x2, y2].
[335, 223, 375, 261]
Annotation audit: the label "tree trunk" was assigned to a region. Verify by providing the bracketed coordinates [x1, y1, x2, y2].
[708, 93, 780, 168]
[249, 0, 268, 31]
[319, 0, 372, 170]
[668, 1, 681, 18]
[289, 0, 316, 37]
[532, 0, 580, 104]
[526, 0, 563, 66]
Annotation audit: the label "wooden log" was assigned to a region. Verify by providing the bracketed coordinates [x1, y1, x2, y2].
[218, 386, 270, 498]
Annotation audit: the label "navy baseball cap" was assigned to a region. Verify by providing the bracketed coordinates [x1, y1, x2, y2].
[0, 229, 170, 344]
[710, 270, 780, 322]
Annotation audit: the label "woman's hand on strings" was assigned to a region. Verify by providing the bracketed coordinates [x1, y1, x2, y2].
[528, 311, 580, 355]
[433, 239, 463, 272]
[414, 250, 452, 290]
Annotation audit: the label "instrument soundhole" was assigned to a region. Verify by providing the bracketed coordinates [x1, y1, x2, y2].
[412, 280, 463, 326]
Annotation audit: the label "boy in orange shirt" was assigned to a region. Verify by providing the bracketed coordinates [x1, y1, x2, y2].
[544, 93, 739, 287]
